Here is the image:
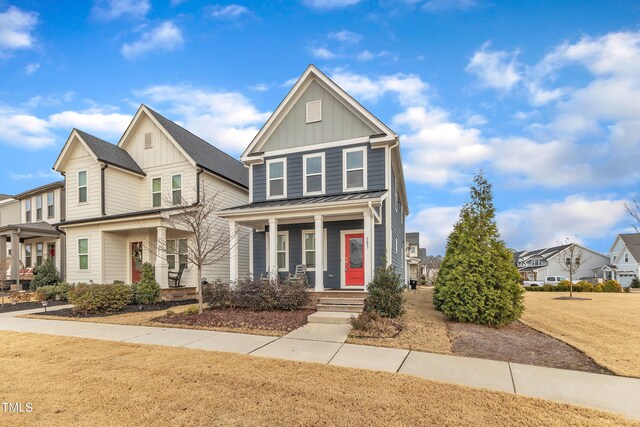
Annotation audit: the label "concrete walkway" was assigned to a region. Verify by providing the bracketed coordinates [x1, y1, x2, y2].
[1, 306, 639, 421]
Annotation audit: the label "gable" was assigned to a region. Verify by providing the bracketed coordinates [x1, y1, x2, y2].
[261, 80, 376, 152]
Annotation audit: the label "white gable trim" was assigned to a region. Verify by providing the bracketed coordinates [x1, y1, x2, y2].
[241, 65, 397, 161]
[53, 130, 99, 172]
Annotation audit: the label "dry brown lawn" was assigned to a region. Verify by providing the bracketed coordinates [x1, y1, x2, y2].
[521, 292, 640, 378]
[23, 304, 285, 337]
[347, 287, 452, 353]
[0, 331, 636, 426]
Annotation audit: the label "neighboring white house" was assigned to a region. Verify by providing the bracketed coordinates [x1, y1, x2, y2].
[53, 104, 250, 290]
[602, 234, 640, 287]
[514, 243, 609, 282]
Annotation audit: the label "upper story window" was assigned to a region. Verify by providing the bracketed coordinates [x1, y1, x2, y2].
[303, 153, 325, 196]
[410, 245, 417, 256]
[152, 178, 162, 208]
[35, 195, 42, 221]
[47, 191, 55, 219]
[144, 132, 153, 149]
[172, 174, 182, 205]
[267, 158, 287, 199]
[343, 147, 367, 192]
[25, 199, 31, 222]
[78, 170, 88, 203]
[625, 253, 629, 263]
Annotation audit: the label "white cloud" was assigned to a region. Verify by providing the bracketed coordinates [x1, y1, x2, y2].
[330, 70, 429, 106]
[328, 30, 362, 43]
[466, 42, 521, 91]
[9, 171, 61, 180]
[91, 0, 150, 20]
[208, 4, 251, 19]
[310, 47, 338, 60]
[423, 0, 477, 12]
[0, 105, 54, 149]
[136, 84, 271, 153]
[22, 91, 74, 108]
[407, 206, 461, 255]
[0, 6, 38, 56]
[121, 21, 184, 59]
[303, 0, 361, 10]
[49, 108, 131, 138]
[249, 83, 272, 92]
[24, 63, 40, 74]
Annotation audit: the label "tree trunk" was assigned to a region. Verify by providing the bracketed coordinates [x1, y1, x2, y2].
[569, 272, 573, 298]
[197, 265, 203, 314]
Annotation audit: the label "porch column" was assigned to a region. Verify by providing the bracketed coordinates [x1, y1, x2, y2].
[0, 236, 6, 266]
[10, 232, 19, 282]
[268, 218, 278, 281]
[314, 214, 324, 292]
[364, 210, 373, 290]
[229, 220, 238, 284]
[155, 226, 169, 288]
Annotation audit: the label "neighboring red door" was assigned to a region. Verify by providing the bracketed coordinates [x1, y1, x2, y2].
[131, 242, 143, 283]
[345, 233, 364, 286]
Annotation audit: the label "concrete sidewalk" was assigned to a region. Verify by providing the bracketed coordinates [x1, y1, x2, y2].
[1, 306, 639, 421]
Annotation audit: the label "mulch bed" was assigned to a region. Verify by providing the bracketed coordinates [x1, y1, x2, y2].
[448, 321, 613, 375]
[0, 300, 68, 314]
[35, 300, 198, 318]
[154, 308, 315, 333]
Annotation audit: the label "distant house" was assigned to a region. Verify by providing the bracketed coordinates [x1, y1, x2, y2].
[601, 234, 640, 287]
[514, 244, 609, 282]
[406, 232, 426, 283]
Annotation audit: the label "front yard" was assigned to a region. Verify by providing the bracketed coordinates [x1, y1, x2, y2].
[0, 330, 634, 426]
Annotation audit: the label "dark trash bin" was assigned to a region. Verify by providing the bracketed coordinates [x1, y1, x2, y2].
[410, 279, 417, 289]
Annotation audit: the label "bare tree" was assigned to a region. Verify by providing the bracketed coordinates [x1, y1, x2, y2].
[422, 255, 442, 285]
[160, 186, 245, 314]
[0, 259, 7, 305]
[555, 238, 590, 298]
[625, 197, 640, 233]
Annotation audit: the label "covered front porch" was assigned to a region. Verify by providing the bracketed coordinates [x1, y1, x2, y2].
[222, 191, 386, 292]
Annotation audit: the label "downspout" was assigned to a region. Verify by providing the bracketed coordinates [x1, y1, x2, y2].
[101, 163, 108, 216]
[195, 167, 204, 205]
[54, 225, 66, 282]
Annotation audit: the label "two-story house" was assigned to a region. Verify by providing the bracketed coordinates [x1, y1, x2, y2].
[514, 243, 609, 282]
[0, 181, 65, 289]
[53, 105, 250, 290]
[602, 234, 640, 286]
[220, 65, 408, 291]
[406, 232, 423, 283]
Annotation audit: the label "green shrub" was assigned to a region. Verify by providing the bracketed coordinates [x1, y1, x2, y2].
[594, 283, 605, 292]
[556, 281, 569, 292]
[366, 264, 405, 318]
[131, 262, 160, 304]
[542, 285, 553, 292]
[603, 280, 622, 293]
[183, 306, 199, 315]
[630, 277, 640, 289]
[68, 283, 133, 315]
[30, 260, 60, 289]
[573, 280, 593, 292]
[35, 283, 72, 301]
[624, 287, 631, 293]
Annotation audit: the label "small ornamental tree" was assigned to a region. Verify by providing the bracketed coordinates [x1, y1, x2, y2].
[434, 171, 524, 327]
[30, 259, 61, 289]
[132, 262, 160, 304]
[555, 239, 589, 298]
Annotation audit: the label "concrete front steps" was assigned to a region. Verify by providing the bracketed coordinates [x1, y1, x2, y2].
[308, 295, 365, 324]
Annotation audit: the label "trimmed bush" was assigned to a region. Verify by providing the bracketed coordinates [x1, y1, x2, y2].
[624, 287, 631, 293]
[30, 260, 61, 289]
[350, 311, 403, 338]
[594, 283, 605, 292]
[603, 280, 622, 293]
[229, 277, 309, 311]
[556, 281, 570, 292]
[630, 277, 640, 289]
[35, 283, 72, 301]
[366, 264, 405, 318]
[131, 262, 160, 304]
[183, 306, 199, 315]
[203, 279, 233, 308]
[275, 278, 309, 310]
[68, 283, 133, 315]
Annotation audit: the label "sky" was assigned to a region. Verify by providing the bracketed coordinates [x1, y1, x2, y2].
[1, 0, 639, 255]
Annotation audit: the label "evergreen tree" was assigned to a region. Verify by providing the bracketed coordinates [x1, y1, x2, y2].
[434, 171, 524, 326]
[31, 260, 61, 289]
[132, 262, 160, 304]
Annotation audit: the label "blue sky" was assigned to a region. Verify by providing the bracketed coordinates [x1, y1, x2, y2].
[1, 0, 639, 255]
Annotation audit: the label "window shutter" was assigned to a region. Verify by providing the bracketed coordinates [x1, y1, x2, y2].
[144, 132, 153, 149]
[306, 100, 322, 123]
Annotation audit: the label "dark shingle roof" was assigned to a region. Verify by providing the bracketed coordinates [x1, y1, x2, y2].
[145, 106, 249, 188]
[406, 232, 420, 245]
[619, 234, 640, 263]
[515, 244, 573, 262]
[14, 181, 64, 199]
[76, 129, 145, 176]
[222, 190, 386, 212]
[418, 248, 427, 262]
[0, 194, 13, 201]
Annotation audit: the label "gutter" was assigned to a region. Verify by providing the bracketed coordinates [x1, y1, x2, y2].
[101, 163, 108, 216]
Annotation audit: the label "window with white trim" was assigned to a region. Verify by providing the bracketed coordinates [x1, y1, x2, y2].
[36, 195, 42, 221]
[302, 229, 328, 270]
[167, 238, 188, 270]
[395, 237, 398, 254]
[78, 170, 88, 203]
[25, 243, 32, 267]
[25, 199, 31, 222]
[343, 147, 367, 191]
[267, 158, 286, 199]
[303, 153, 324, 196]
[625, 253, 629, 263]
[171, 174, 182, 205]
[36, 242, 43, 266]
[152, 178, 162, 208]
[266, 231, 289, 271]
[47, 191, 55, 219]
[410, 245, 417, 257]
[78, 238, 89, 270]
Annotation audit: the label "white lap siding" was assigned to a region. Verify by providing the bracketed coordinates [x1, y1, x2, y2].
[65, 226, 102, 284]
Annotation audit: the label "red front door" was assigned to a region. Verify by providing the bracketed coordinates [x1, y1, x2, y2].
[131, 242, 143, 283]
[345, 233, 364, 286]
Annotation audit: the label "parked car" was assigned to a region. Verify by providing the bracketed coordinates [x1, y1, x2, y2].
[523, 276, 569, 287]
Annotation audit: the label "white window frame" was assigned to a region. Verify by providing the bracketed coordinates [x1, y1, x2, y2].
[166, 238, 188, 270]
[301, 229, 328, 271]
[47, 191, 55, 219]
[265, 230, 289, 272]
[78, 170, 88, 204]
[25, 243, 32, 267]
[625, 253, 629, 263]
[303, 153, 325, 196]
[410, 245, 417, 257]
[266, 158, 287, 200]
[36, 242, 43, 266]
[171, 174, 182, 206]
[25, 198, 31, 223]
[35, 195, 42, 221]
[78, 238, 89, 270]
[151, 177, 162, 208]
[343, 146, 367, 192]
